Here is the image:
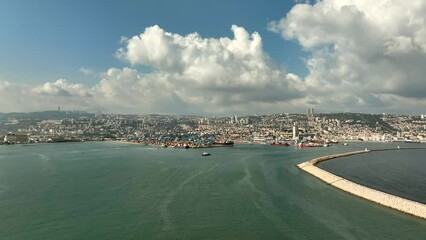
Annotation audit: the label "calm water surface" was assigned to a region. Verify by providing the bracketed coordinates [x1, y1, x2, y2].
[0, 142, 425, 239]
[319, 147, 426, 204]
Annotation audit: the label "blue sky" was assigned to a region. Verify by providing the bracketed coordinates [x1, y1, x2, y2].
[1, 0, 426, 115]
[0, 0, 305, 86]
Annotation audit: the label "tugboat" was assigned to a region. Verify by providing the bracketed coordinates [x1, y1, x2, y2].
[202, 152, 211, 156]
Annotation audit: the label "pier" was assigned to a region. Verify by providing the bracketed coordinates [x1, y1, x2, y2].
[297, 148, 426, 220]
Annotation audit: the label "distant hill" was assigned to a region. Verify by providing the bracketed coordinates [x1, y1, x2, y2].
[319, 113, 396, 132]
[0, 111, 94, 121]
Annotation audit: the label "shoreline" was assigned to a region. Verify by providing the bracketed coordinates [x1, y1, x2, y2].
[297, 148, 426, 220]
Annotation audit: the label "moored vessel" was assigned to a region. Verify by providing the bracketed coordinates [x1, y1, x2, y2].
[211, 140, 234, 147]
[270, 142, 290, 146]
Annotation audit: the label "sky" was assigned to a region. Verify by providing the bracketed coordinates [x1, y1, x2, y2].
[1, 0, 426, 116]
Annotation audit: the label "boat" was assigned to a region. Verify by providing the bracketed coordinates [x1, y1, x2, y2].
[211, 140, 234, 147]
[404, 140, 421, 143]
[270, 142, 290, 146]
[343, 143, 348, 146]
[202, 152, 211, 156]
[297, 142, 323, 148]
[174, 145, 189, 149]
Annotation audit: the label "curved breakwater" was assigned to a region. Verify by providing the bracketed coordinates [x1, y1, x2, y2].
[297, 148, 426, 220]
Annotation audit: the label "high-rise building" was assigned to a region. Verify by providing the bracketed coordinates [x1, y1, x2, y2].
[292, 123, 299, 140]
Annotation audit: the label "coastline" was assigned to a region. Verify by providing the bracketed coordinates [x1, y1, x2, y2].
[297, 148, 426, 220]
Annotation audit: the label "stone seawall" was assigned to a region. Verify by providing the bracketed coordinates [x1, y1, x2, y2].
[297, 149, 426, 220]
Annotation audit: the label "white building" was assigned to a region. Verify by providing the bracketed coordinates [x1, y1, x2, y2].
[293, 124, 299, 140]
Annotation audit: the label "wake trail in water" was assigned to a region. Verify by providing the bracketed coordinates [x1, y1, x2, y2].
[33, 153, 51, 162]
[32, 153, 57, 174]
[0, 172, 9, 196]
[159, 164, 218, 232]
[238, 158, 299, 237]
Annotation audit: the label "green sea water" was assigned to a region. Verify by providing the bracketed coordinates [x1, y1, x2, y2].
[0, 142, 425, 239]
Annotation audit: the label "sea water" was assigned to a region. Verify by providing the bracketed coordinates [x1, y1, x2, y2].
[0, 142, 425, 239]
[319, 147, 426, 204]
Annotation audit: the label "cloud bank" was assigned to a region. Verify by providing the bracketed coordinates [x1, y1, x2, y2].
[269, 0, 426, 112]
[1, 25, 303, 115]
[114, 25, 303, 114]
[3, 0, 426, 115]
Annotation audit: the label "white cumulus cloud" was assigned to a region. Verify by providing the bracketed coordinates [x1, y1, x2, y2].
[79, 68, 94, 76]
[112, 25, 303, 114]
[0, 79, 94, 112]
[269, 0, 426, 112]
[32, 79, 92, 97]
[7, 3, 426, 115]
[0, 25, 305, 115]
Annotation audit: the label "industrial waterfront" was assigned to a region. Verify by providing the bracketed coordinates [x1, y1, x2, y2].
[0, 141, 425, 239]
[2, 110, 426, 146]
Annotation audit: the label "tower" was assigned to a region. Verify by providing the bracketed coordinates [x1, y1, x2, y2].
[293, 123, 299, 140]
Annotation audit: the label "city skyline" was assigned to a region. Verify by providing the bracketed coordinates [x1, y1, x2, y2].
[1, 0, 426, 116]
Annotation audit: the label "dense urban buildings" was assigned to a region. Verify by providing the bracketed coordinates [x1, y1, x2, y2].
[1, 109, 426, 145]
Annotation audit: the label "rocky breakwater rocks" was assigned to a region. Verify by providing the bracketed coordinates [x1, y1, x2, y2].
[297, 149, 426, 220]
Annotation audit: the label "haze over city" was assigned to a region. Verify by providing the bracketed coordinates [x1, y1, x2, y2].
[1, 0, 426, 115]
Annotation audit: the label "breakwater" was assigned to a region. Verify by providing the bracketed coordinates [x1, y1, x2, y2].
[297, 148, 426, 220]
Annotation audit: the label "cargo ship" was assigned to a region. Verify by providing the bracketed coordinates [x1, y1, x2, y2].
[270, 142, 290, 146]
[211, 140, 234, 147]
